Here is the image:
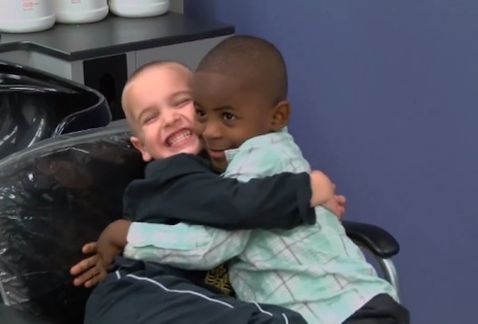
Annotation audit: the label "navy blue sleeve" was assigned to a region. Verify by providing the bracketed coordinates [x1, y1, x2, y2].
[123, 154, 316, 230]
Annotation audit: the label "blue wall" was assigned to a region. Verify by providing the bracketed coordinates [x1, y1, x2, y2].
[185, 1, 478, 323]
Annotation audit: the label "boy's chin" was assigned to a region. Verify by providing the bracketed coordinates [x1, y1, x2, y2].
[178, 145, 202, 156]
[198, 150, 225, 171]
[210, 158, 227, 173]
[198, 149, 210, 159]
[160, 143, 202, 160]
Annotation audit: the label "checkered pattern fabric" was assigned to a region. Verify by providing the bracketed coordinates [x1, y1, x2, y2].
[125, 129, 397, 324]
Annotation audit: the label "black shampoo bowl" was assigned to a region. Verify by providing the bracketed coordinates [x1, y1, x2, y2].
[0, 60, 111, 160]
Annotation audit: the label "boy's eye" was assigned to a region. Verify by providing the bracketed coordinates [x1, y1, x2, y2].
[174, 98, 192, 107]
[141, 113, 158, 125]
[196, 109, 207, 121]
[222, 112, 236, 121]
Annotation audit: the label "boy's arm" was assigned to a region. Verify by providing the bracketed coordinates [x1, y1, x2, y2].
[124, 222, 250, 270]
[72, 146, 343, 280]
[120, 153, 315, 271]
[70, 173, 344, 284]
[125, 154, 317, 230]
[122, 168, 337, 270]
[71, 219, 130, 287]
[71, 154, 334, 283]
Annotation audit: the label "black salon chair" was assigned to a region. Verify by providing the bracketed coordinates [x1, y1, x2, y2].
[0, 121, 400, 324]
[0, 120, 144, 324]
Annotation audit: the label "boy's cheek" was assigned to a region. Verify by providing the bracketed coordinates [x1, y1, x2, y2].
[193, 119, 206, 136]
[196, 137, 206, 154]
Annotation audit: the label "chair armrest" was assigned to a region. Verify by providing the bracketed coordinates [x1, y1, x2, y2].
[0, 304, 51, 324]
[343, 221, 400, 258]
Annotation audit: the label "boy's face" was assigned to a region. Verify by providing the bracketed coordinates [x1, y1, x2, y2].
[193, 71, 276, 171]
[124, 64, 203, 162]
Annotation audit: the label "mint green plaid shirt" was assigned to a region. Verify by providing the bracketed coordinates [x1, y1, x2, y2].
[124, 129, 397, 324]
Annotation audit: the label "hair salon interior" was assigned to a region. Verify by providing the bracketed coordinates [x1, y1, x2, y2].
[0, 1, 476, 323]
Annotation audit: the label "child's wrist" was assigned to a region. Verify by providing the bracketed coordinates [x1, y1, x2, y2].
[112, 219, 131, 248]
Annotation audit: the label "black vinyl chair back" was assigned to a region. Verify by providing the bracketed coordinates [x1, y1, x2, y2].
[0, 121, 144, 323]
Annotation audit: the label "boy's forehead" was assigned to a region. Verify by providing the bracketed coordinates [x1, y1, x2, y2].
[128, 65, 191, 97]
[193, 70, 271, 110]
[194, 70, 240, 82]
[124, 65, 191, 114]
[193, 71, 246, 100]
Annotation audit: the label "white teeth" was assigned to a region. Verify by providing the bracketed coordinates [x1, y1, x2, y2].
[167, 130, 192, 146]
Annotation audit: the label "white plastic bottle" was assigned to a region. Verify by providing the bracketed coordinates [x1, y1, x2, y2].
[0, 0, 55, 33]
[54, 0, 109, 24]
[108, 0, 169, 18]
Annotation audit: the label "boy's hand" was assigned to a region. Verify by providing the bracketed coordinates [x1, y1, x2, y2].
[95, 219, 130, 268]
[70, 242, 108, 288]
[70, 220, 131, 288]
[309, 170, 335, 206]
[323, 194, 347, 218]
[309, 170, 347, 218]
[336, 194, 346, 215]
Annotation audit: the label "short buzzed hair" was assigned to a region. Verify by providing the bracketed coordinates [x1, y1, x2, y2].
[127, 60, 190, 84]
[197, 35, 288, 104]
[121, 60, 191, 125]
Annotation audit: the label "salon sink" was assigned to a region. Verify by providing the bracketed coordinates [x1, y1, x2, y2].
[0, 60, 111, 160]
[0, 120, 145, 324]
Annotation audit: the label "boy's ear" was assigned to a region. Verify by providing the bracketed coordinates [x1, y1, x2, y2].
[270, 100, 290, 131]
[130, 136, 152, 162]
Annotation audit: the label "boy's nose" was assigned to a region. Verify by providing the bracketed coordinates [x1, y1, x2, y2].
[202, 122, 222, 140]
[163, 110, 180, 127]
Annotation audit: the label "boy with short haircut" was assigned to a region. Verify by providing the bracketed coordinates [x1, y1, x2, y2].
[79, 60, 339, 323]
[121, 36, 409, 323]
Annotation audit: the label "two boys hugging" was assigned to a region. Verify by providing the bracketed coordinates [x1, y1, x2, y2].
[71, 35, 408, 324]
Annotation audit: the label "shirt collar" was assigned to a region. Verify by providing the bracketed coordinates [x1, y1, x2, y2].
[224, 127, 288, 163]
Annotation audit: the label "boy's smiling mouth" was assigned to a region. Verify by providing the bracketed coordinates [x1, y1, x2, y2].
[207, 148, 225, 159]
[166, 129, 194, 147]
